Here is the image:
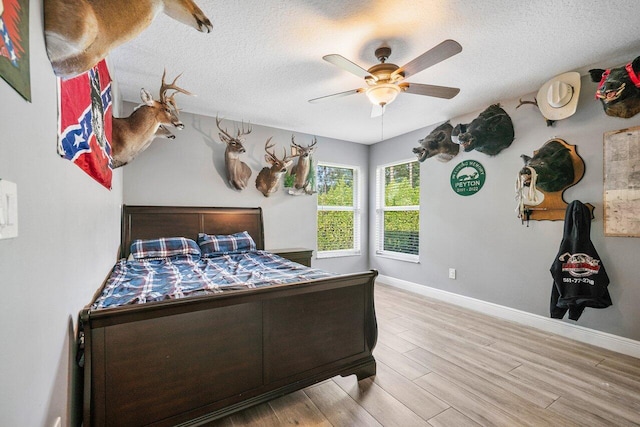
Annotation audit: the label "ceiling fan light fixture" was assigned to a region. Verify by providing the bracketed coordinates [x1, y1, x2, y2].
[366, 84, 401, 106]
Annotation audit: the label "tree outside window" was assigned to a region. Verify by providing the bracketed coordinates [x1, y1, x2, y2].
[316, 163, 360, 257]
[377, 160, 420, 261]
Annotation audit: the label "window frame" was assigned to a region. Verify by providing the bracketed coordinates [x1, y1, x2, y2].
[375, 158, 420, 263]
[316, 161, 361, 259]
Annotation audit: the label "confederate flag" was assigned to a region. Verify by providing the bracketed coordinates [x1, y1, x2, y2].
[57, 59, 113, 189]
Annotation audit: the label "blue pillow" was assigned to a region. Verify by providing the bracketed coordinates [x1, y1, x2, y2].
[130, 237, 201, 260]
[197, 231, 256, 256]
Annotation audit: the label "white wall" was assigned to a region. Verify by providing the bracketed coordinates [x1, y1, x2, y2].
[121, 106, 370, 274]
[369, 74, 640, 342]
[0, 3, 123, 427]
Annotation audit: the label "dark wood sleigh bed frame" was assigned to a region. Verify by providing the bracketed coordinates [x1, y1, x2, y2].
[80, 205, 378, 426]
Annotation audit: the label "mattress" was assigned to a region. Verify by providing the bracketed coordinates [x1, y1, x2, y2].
[92, 251, 334, 309]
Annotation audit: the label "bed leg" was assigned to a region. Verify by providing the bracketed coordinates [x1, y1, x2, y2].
[347, 359, 376, 381]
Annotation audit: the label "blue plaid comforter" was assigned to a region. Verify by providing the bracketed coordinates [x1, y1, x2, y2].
[92, 251, 334, 309]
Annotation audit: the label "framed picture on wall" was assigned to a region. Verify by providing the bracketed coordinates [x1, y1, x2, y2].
[603, 126, 640, 237]
[0, 0, 30, 101]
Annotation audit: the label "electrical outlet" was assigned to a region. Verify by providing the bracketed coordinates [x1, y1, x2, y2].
[448, 268, 456, 279]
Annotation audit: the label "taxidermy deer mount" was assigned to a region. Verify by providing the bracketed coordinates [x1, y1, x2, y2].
[289, 135, 318, 194]
[216, 116, 252, 191]
[44, 0, 212, 78]
[111, 70, 193, 168]
[256, 139, 293, 197]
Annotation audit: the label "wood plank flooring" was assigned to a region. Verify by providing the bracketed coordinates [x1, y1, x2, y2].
[207, 283, 640, 426]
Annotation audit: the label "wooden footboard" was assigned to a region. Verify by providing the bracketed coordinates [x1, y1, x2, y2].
[81, 270, 378, 427]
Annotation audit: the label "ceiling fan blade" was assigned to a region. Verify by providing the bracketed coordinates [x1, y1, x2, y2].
[323, 54, 376, 80]
[371, 104, 385, 118]
[400, 82, 460, 99]
[308, 88, 364, 103]
[392, 39, 462, 80]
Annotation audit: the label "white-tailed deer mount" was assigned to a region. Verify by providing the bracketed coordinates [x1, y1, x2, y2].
[289, 135, 317, 194]
[216, 116, 252, 191]
[44, 0, 212, 77]
[256, 138, 292, 197]
[111, 70, 193, 168]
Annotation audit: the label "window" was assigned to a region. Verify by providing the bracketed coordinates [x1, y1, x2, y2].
[316, 163, 361, 258]
[376, 160, 420, 262]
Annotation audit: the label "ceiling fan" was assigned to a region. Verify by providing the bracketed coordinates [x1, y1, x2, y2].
[309, 39, 462, 116]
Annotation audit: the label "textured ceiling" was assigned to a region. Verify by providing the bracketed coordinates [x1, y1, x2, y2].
[108, 0, 640, 145]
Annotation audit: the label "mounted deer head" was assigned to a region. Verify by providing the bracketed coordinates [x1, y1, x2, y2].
[44, 0, 212, 77]
[256, 138, 293, 197]
[216, 116, 252, 191]
[290, 135, 318, 193]
[111, 70, 193, 168]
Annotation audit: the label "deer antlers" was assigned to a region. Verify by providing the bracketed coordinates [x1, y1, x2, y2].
[516, 98, 539, 109]
[264, 137, 290, 163]
[516, 97, 555, 127]
[291, 135, 318, 152]
[264, 136, 292, 164]
[160, 69, 193, 115]
[215, 115, 252, 144]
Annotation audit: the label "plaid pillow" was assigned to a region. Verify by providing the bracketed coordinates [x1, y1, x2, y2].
[130, 237, 201, 260]
[198, 231, 256, 256]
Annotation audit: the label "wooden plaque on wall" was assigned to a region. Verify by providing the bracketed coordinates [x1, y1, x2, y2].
[603, 126, 640, 237]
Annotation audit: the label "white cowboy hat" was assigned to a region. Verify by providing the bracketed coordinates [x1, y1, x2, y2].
[537, 72, 581, 121]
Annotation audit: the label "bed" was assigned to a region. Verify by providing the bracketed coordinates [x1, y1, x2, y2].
[79, 205, 378, 426]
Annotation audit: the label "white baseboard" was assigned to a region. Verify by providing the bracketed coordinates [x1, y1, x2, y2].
[377, 275, 640, 359]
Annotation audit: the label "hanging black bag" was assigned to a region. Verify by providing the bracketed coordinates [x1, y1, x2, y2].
[550, 200, 612, 320]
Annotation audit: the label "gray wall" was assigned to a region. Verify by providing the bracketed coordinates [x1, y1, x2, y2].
[122, 106, 370, 274]
[370, 75, 640, 341]
[1, 8, 638, 425]
[0, 3, 123, 427]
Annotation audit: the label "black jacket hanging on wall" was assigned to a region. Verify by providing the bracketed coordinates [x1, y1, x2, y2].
[550, 200, 612, 320]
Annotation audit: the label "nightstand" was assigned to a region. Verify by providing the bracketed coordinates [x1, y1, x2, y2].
[268, 248, 313, 267]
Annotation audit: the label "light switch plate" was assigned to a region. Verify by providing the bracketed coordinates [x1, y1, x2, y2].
[0, 179, 18, 239]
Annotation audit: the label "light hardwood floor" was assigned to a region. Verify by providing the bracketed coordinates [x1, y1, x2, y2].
[208, 283, 640, 426]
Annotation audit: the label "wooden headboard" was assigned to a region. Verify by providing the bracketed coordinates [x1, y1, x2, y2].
[120, 205, 265, 259]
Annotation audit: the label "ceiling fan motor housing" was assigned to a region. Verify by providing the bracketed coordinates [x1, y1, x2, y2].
[366, 63, 403, 85]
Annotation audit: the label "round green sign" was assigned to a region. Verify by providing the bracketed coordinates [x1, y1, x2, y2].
[450, 160, 486, 196]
